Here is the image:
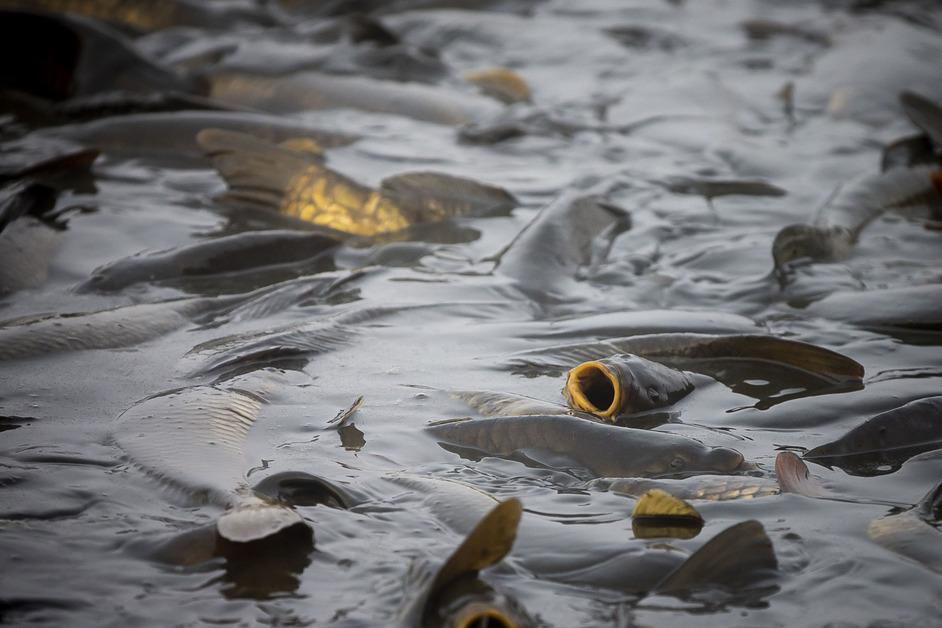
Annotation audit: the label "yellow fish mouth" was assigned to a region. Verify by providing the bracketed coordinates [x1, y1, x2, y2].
[564, 360, 622, 420]
[454, 603, 517, 628]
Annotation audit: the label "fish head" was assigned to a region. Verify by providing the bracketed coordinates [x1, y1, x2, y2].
[771, 223, 843, 275]
[252, 470, 354, 509]
[423, 576, 530, 628]
[565, 354, 688, 420]
[654, 443, 745, 476]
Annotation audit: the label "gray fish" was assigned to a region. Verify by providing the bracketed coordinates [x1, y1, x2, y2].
[805, 396, 942, 476]
[113, 375, 303, 543]
[451, 389, 577, 418]
[78, 229, 342, 293]
[662, 176, 787, 200]
[0, 272, 355, 361]
[590, 474, 780, 502]
[495, 189, 631, 299]
[426, 414, 746, 478]
[563, 354, 695, 421]
[772, 165, 941, 271]
[868, 481, 942, 574]
[207, 70, 501, 125]
[48, 111, 357, 162]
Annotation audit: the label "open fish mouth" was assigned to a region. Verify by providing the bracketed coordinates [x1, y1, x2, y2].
[564, 360, 621, 418]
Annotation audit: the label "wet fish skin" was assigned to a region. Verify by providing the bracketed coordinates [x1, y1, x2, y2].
[426, 414, 746, 478]
[804, 396, 942, 476]
[804, 284, 942, 331]
[564, 353, 695, 420]
[78, 229, 342, 293]
[591, 474, 780, 502]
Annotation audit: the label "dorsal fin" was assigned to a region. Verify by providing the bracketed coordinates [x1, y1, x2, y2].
[656, 520, 777, 594]
[429, 498, 522, 597]
[776, 451, 827, 497]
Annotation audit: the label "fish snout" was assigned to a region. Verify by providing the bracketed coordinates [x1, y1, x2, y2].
[707, 447, 746, 472]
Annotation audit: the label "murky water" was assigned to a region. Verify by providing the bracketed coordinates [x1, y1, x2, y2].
[1, 0, 941, 626]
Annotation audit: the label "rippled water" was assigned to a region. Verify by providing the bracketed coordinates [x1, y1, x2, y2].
[1, 0, 941, 626]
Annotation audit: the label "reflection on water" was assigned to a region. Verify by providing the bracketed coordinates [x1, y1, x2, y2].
[1, 0, 941, 625]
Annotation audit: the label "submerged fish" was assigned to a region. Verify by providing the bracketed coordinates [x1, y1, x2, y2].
[399, 497, 532, 628]
[113, 377, 304, 543]
[0, 272, 355, 361]
[495, 189, 630, 299]
[804, 396, 942, 476]
[868, 481, 942, 574]
[48, 111, 357, 162]
[0, 134, 98, 183]
[464, 68, 531, 104]
[198, 129, 517, 237]
[388, 474, 777, 597]
[78, 229, 343, 293]
[207, 70, 501, 125]
[662, 176, 787, 200]
[426, 414, 747, 478]
[803, 284, 942, 332]
[772, 165, 941, 272]
[563, 354, 695, 421]
[591, 474, 781, 502]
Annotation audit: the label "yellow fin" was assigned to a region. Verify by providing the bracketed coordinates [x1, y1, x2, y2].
[465, 68, 531, 104]
[632, 489, 703, 522]
[431, 498, 522, 593]
[278, 137, 325, 160]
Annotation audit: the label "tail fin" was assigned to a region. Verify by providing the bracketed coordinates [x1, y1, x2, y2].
[777, 451, 827, 497]
[656, 520, 777, 594]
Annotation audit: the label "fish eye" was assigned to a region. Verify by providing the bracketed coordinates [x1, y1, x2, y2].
[670, 457, 685, 470]
[646, 386, 661, 402]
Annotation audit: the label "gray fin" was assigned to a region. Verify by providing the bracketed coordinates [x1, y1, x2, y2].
[900, 91, 942, 146]
[429, 498, 522, 597]
[197, 128, 316, 210]
[113, 384, 265, 501]
[452, 390, 571, 417]
[379, 171, 517, 219]
[656, 520, 777, 594]
[775, 451, 827, 497]
[216, 496, 304, 543]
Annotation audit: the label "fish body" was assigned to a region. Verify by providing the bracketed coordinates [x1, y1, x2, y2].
[591, 475, 780, 502]
[564, 353, 694, 420]
[198, 129, 516, 236]
[49, 111, 357, 161]
[804, 285, 942, 331]
[426, 414, 746, 477]
[207, 70, 500, 125]
[805, 396, 942, 475]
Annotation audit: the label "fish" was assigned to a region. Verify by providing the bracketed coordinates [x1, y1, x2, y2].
[78, 229, 343, 293]
[206, 70, 501, 125]
[771, 165, 942, 272]
[399, 498, 533, 628]
[0, 10, 204, 101]
[112, 375, 304, 544]
[774, 451, 828, 498]
[563, 354, 695, 421]
[661, 176, 787, 200]
[0, 272, 356, 361]
[0, 0, 279, 32]
[47, 111, 357, 163]
[590, 474, 781, 502]
[426, 414, 747, 478]
[804, 396, 942, 476]
[803, 284, 942, 332]
[867, 481, 942, 574]
[387, 474, 777, 597]
[0, 134, 98, 183]
[494, 189, 631, 299]
[464, 68, 531, 104]
[504, 333, 865, 387]
[198, 128, 517, 237]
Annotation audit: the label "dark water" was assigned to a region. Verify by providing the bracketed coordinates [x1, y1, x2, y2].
[1, 0, 942, 626]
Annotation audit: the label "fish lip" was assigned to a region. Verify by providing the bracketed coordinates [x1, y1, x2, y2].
[565, 360, 621, 420]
